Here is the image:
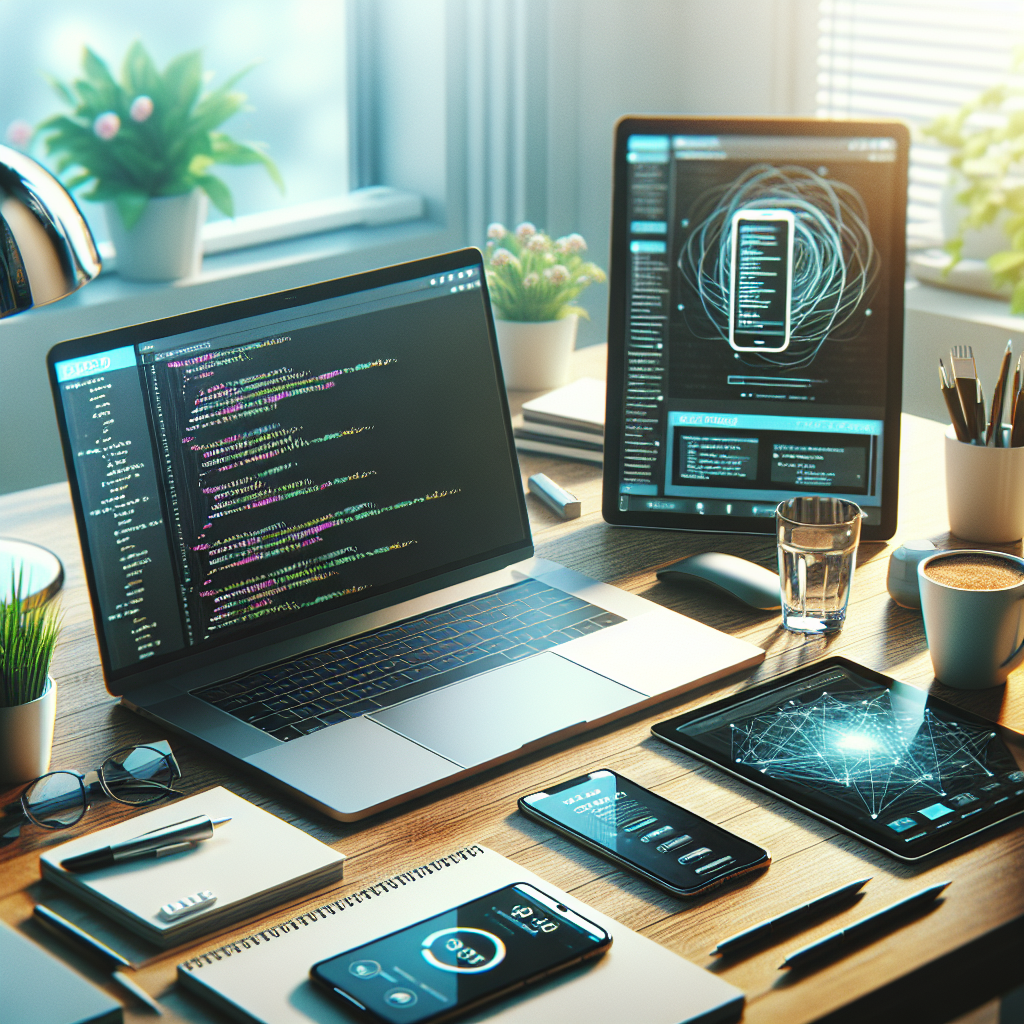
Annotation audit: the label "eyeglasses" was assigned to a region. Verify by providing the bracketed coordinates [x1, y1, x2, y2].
[1, 741, 182, 843]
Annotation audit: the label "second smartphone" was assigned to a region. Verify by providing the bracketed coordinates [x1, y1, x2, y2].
[520, 769, 770, 897]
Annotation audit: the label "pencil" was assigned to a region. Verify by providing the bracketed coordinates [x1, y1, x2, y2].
[987, 340, 1013, 446]
[939, 360, 971, 442]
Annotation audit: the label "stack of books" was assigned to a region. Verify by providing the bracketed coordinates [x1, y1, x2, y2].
[513, 377, 605, 464]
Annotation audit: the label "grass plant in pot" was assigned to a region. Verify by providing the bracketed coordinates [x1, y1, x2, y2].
[35, 42, 283, 282]
[0, 574, 62, 785]
[486, 223, 606, 390]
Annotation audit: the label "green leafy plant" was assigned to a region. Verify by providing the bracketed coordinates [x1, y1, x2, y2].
[485, 222, 606, 322]
[0, 572, 62, 708]
[922, 51, 1024, 312]
[36, 41, 284, 230]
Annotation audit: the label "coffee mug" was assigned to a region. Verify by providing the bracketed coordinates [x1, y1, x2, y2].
[917, 550, 1024, 689]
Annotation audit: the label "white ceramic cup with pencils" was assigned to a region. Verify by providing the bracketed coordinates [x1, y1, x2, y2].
[944, 427, 1024, 543]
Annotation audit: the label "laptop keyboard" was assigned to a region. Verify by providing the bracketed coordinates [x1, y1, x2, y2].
[194, 579, 625, 741]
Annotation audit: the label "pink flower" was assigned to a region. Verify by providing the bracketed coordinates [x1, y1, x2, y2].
[4, 119, 32, 148]
[487, 222, 507, 240]
[523, 272, 539, 288]
[93, 111, 121, 140]
[129, 95, 154, 122]
[544, 264, 570, 285]
[514, 222, 536, 241]
[557, 233, 586, 253]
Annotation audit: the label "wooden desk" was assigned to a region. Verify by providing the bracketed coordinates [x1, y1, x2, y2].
[1, 346, 1021, 1024]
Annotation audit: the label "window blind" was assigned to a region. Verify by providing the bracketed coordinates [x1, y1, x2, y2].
[817, 0, 1024, 249]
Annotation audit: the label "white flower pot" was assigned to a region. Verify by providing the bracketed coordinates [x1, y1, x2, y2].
[106, 189, 208, 282]
[493, 315, 578, 391]
[940, 174, 1008, 260]
[0, 676, 56, 785]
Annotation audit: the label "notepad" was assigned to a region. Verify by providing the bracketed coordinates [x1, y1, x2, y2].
[177, 844, 743, 1024]
[1, 921, 122, 1024]
[40, 788, 345, 948]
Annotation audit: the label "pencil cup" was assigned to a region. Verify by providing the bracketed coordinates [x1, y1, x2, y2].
[944, 426, 1024, 543]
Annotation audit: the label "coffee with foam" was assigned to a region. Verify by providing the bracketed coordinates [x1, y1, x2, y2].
[923, 554, 1024, 591]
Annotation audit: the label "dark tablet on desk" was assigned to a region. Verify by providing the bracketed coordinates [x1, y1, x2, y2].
[603, 116, 909, 540]
[652, 657, 1024, 861]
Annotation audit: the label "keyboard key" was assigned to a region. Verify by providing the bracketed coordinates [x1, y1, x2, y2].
[574, 620, 603, 635]
[236, 702, 273, 723]
[514, 608, 548, 626]
[592, 612, 626, 627]
[504, 645, 534, 661]
[271, 725, 301, 741]
[320, 709, 350, 725]
[337, 698, 380, 716]
[545, 606, 600, 632]
[294, 718, 328, 735]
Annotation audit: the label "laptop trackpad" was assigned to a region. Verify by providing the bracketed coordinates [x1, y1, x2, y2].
[369, 653, 640, 768]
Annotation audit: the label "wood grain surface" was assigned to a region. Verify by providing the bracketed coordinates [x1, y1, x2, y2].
[0, 344, 1021, 1024]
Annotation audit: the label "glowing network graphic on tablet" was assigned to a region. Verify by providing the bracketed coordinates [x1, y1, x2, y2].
[678, 164, 879, 369]
[728, 691, 997, 819]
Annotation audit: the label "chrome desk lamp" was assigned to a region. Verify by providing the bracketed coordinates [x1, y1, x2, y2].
[0, 143, 100, 317]
[1, 143, 101, 601]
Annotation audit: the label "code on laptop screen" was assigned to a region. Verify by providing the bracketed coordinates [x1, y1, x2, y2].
[53, 260, 529, 674]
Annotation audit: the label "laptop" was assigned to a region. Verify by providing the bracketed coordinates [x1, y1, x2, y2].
[48, 249, 763, 820]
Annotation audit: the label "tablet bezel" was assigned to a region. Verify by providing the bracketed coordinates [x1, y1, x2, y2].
[651, 656, 1024, 861]
[602, 116, 909, 540]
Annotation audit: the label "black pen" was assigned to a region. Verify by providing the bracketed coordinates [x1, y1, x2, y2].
[780, 881, 950, 970]
[712, 877, 870, 955]
[61, 814, 231, 873]
[33, 904, 163, 1013]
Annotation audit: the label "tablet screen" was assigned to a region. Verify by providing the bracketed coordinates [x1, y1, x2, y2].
[652, 659, 1024, 860]
[605, 119, 908, 539]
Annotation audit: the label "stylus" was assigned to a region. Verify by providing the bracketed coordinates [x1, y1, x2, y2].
[712, 877, 870, 955]
[779, 881, 950, 970]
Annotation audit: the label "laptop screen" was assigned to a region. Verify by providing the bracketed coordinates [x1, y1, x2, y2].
[50, 251, 531, 680]
[604, 120, 908, 540]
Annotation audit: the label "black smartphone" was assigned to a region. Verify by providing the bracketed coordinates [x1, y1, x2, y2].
[309, 882, 611, 1024]
[519, 769, 770, 897]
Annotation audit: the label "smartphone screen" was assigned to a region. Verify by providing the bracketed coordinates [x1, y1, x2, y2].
[728, 209, 794, 353]
[310, 883, 610, 1024]
[520, 770, 770, 896]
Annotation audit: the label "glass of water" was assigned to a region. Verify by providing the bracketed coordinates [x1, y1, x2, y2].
[776, 497, 863, 634]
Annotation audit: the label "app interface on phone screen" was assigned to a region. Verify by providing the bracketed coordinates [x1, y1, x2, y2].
[525, 771, 762, 890]
[314, 885, 605, 1023]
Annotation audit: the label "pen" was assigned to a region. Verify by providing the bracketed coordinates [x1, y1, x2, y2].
[711, 877, 870, 955]
[780, 881, 950, 970]
[33, 904, 164, 1014]
[60, 814, 231, 873]
[987, 340, 1013, 446]
[939, 360, 971, 442]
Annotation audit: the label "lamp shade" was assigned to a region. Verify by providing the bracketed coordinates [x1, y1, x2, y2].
[0, 144, 101, 318]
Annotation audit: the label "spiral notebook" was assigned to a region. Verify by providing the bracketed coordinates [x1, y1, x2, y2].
[178, 844, 743, 1024]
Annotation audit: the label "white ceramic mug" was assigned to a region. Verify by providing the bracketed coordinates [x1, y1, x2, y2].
[944, 426, 1024, 543]
[918, 550, 1024, 689]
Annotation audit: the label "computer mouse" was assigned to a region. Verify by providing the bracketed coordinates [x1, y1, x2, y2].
[656, 552, 782, 610]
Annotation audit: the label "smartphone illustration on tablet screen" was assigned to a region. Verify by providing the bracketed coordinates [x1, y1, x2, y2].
[728, 208, 794, 353]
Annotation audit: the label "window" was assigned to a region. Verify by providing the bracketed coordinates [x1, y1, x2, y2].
[817, 0, 1024, 248]
[1, 0, 356, 251]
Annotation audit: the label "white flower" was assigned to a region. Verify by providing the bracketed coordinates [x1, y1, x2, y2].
[93, 111, 121, 140]
[487, 222, 507, 240]
[526, 233, 548, 252]
[4, 119, 32, 148]
[523, 272, 539, 288]
[554, 236, 570, 254]
[514, 221, 536, 241]
[129, 95, 154, 122]
[490, 247, 517, 267]
[544, 264, 570, 285]
[566, 233, 587, 252]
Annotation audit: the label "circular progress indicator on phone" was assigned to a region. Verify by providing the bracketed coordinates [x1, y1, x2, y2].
[420, 927, 506, 974]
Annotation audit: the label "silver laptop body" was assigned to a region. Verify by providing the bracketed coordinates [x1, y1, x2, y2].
[49, 249, 762, 820]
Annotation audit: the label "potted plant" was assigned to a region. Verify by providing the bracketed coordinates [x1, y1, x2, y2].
[485, 222, 606, 389]
[35, 41, 283, 282]
[922, 60, 1024, 311]
[0, 573, 62, 785]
